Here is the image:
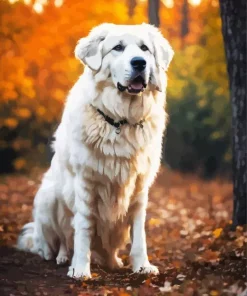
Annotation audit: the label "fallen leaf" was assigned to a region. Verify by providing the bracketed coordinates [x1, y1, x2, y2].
[213, 228, 223, 238]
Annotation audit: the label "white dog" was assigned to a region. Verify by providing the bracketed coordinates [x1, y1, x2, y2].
[17, 23, 174, 278]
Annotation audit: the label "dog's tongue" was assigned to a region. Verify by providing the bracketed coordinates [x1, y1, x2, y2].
[130, 82, 143, 90]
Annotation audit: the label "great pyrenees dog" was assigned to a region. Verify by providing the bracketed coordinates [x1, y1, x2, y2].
[17, 23, 174, 278]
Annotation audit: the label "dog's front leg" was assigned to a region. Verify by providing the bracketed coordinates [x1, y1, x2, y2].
[67, 176, 92, 279]
[130, 191, 159, 275]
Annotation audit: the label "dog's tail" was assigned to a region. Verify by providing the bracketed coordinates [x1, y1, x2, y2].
[17, 222, 35, 252]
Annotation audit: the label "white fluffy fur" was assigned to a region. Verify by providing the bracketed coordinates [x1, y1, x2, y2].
[17, 23, 174, 278]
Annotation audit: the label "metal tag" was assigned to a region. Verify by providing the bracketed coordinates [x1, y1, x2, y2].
[115, 127, 121, 134]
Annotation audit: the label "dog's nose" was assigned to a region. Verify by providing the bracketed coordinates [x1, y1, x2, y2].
[130, 57, 146, 72]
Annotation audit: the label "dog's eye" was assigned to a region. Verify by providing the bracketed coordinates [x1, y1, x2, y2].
[141, 44, 149, 51]
[113, 44, 124, 51]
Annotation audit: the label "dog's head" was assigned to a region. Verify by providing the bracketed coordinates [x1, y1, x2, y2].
[75, 23, 174, 94]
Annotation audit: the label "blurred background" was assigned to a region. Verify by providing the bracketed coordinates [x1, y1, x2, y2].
[1, 3, 246, 294]
[0, 0, 231, 178]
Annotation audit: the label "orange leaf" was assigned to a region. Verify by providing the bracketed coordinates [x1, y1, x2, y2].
[13, 158, 26, 170]
[201, 249, 220, 262]
[15, 108, 31, 119]
[148, 218, 162, 227]
[145, 278, 151, 286]
[213, 228, 223, 238]
[4, 118, 18, 129]
[91, 272, 99, 277]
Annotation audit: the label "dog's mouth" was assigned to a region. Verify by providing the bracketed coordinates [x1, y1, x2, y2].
[117, 76, 147, 94]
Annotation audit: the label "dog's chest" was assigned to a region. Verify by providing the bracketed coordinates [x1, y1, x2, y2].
[83, 145, 151, 221]
[79, 104, 161, 222]
[82, 121, 154, 178]
[81, 125, 152, 222]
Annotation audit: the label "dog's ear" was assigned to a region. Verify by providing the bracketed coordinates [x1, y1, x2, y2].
[75, 23, 114, 71]
[144, 24, 174, 92]
[147, 25, 174, 71]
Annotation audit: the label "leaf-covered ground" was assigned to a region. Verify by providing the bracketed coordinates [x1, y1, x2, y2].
[0, 168, 246, 296]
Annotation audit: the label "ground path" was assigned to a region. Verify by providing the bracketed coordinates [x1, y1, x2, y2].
[0, 168, 246, 295]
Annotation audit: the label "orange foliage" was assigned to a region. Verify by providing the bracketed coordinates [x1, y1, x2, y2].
[0, 0, 228, 169]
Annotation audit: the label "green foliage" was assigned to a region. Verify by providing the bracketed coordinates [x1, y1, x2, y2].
[164, 42, 231, 177]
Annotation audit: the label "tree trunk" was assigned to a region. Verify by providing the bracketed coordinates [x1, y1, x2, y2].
[127, 0, 137, 18]
[181, 0, 189, 45]
[148, 0, 160, 27]
[219, 0, 247, 227]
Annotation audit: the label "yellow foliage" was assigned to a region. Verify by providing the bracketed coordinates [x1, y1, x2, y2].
[36, 106, 46, 116]
[0, 0, 229, 170]
[213, 228, 223, 238]
[211, 131, 221, 140]
[148, 218, 162, 227]
[53, 89, 65, 101]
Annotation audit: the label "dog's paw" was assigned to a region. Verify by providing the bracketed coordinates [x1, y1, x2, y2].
[133, 264, 159, 275]
[91, 251, 106, 266]
[37, 247, 54, 261]
[115, 256, 124, 268]
[43, 250, 54, 261]
[108, 256, 124, 270]
[56, 254, 69, 265]
[67, 265, 91, 279]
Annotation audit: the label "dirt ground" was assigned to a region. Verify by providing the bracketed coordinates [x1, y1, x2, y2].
[0, 168, 246, 296]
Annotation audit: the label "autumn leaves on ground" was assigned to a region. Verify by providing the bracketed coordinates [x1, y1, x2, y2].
[0, 168, 246, 296]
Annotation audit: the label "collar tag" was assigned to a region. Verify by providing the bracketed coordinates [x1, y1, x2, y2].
[115, 127, 121, 134]
[94, 106, 145, 135]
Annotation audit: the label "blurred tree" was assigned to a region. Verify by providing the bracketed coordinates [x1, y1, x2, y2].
[164, 0, 231, 178]
[127, 0, 137, 18]
[0, 1, 38, 172]
[0, 0, 130, 171]
[219, 0, 246, 226]
[148, 0, 160, 27]
[181, 0, 189, 48]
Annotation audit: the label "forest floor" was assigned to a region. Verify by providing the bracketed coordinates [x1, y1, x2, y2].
[0, 168, 246, 296]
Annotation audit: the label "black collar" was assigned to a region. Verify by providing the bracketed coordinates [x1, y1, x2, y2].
[96, 108, 144, 134]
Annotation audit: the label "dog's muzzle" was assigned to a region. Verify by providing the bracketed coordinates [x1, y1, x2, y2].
[117, 75, 147, 94]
